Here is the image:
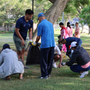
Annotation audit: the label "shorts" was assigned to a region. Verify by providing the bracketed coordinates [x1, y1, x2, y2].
[13, 35, 27, 51]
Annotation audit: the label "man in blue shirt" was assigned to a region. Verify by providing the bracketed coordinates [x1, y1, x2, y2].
[34, 13, 55, 79]
[59, 37, 82, 57]
[13, 9, 33, 64]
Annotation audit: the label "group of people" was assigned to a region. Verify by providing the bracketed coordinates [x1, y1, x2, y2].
[0, 9, 90, 80]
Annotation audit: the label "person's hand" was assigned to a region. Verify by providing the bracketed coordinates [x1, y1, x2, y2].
[32, 41, 37, 46]
[61, 62, 66, 66]
[21, 39, 25, 46]
[58, 64, 62, 68]
[29, 39, 32, 42]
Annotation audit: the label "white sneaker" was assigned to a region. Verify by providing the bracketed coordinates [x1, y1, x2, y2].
[53, 62, 57, 68]
[79, 71, 89, 78]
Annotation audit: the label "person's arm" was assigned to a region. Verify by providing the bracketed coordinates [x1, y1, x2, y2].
[29, 28, 32, 40]
[15, 28, 24, 46]
[58, 54, 62, 68]
[36, 36, 40, 43]
[66, 51, 78, 66]
[15, 19, 24, 46]
[0, 53, 3, 66]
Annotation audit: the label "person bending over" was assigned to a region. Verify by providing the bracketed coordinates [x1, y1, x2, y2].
[53, 43, 62, 68]
[61, 42, 90, 78]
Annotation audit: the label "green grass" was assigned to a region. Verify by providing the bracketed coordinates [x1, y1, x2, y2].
[0, 31, 90, 90]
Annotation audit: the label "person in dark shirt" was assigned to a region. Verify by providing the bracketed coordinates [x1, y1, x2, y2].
[61, 41, 90, 78]
[59, 37, 82, 57]
[13, 9, 33, 66]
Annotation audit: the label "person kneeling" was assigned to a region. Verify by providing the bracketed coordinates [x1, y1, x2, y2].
[61, 41, 90, 78]
[0, 44, 24, 80]
[53, 43, 62, 68]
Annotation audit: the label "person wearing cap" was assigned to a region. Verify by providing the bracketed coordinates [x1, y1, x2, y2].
[13, 9, 33, 67]
[61, 41, 90, 78]
[34, 13, 55, 79]
[0, 44, 24, 80]
[74, 22, 80, 38]
[58, 37, 82, 58]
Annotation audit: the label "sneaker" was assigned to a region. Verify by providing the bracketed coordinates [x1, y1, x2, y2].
[79, 71, 89, 78]
[39, 76, 48, 79]
[53, 62, 57, 68]
[48, 74, 51, 78]
[24, 66, 30, 69]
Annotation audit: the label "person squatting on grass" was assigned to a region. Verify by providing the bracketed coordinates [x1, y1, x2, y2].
[0, 44, 24, 80]
[13, 9, 33, 69]
[34, 13, 55, 79]
[61, 41, 90, 78]
[53, 43, 62, 68]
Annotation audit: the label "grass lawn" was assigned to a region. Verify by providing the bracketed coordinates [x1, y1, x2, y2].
[0, 30, 90, 90]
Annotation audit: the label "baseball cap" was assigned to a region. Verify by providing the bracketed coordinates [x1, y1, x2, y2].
[3, 43, 10, 49]
[71, 41, 77, 48]
[38, 13, 45, 20]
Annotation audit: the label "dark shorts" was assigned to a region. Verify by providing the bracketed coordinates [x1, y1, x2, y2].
[13, 35, 26, 51]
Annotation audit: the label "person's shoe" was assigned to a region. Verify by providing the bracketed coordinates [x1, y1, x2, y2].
[24, 66, 30, 69]
[53, 62, 57, 68]
[79, 71, 89, 78]
[39, 76, 48, 79]
[48, 74, 51, 78]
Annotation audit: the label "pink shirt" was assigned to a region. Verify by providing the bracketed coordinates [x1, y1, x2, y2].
[66, 27, 73, 37]
[75, 26, 80, 38]
[81, 61, 90, 68]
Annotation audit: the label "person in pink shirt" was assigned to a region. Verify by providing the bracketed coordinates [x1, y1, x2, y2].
[74, 22, 80, 38]
[66, 22, 73, 37]
[59, 22, 69, 52]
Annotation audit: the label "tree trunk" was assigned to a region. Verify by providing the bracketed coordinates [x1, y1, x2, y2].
[32, 0, 70, 40]
[89, 25, 90, 34]
[45, 0, 70, 24]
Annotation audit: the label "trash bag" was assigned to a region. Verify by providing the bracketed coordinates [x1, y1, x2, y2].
[26, 42, 41, 65]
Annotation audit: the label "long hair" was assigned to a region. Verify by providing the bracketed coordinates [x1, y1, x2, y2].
[67, 22, 71, 28]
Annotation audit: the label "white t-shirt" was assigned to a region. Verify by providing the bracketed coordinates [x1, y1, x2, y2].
[54, 43, 61, 55]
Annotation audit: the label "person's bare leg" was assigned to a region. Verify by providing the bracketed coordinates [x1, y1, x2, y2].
[6, 76, 11, 79]
[21, 49, 25, 62]
[19, 73, 23, 79]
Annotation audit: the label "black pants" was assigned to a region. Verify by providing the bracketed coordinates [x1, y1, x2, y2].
[40, 47, 54, 77]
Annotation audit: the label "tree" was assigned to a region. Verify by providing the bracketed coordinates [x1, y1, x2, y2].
[33, 0, 70, 40]
[79, 6, 90, 34]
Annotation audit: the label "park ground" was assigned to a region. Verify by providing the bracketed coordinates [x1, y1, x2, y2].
[0, 30, 90, 90]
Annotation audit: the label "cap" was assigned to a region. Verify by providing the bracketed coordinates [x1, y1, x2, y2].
[3, 44, 10, 49]
[38, 13, 45, 20]
[71, 41, 77, 48]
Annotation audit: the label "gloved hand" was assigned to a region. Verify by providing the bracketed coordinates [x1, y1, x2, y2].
[61, 62, 66, 66]
[32, 41, 37, 46]
[29, 39, 32, 42]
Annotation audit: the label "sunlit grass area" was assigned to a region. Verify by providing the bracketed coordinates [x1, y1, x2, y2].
[0, 31, 90, 90]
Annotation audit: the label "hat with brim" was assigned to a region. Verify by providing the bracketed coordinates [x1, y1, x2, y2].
[37, 13, 45, 20]
[71, 41, 77, 48]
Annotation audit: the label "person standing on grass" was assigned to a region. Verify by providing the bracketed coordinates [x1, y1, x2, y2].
[66, 22, 73, 37]
[61, 41, 90, 78]
[59, 22, 69, 52]
[0, 44, 24, 80]
[74, 22, 80, 38]
[13, 9, 33, 68]
[34, 13, 55, 79]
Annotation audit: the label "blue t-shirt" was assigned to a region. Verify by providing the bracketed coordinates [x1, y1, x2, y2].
[14, 16, 33, 40]
[66, 37, 82, 55]
[37, 19, 55, 48]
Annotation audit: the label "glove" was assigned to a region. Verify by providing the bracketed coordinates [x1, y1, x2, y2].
[61, 62, 66, 66]
[32, 42, 37, 46]
[29, 39, 32, 42]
